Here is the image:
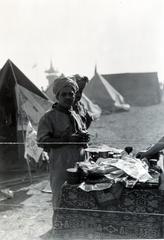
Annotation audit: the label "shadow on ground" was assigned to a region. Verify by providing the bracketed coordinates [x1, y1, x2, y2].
[0, 189, 32, 212]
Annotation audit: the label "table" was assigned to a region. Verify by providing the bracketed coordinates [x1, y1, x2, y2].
[52, 179, 164, 239]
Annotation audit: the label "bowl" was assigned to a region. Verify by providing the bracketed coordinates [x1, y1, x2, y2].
[66, 168, 80, 185]
[99, 150, 110, 158]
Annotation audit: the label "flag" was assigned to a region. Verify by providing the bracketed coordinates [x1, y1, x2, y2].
[24, 121, 43, 163]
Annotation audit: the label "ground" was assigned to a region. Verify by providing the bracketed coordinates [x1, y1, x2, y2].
[1, 101, 164, 240]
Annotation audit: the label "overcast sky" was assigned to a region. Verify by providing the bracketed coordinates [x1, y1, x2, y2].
[0, 0, 164, 89]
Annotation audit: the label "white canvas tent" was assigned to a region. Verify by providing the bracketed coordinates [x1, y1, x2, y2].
[17, 85, 52, 129]
[0, 59, 52, 172]
[84, 70, 130, 114]
[103, 72, 161, 106]
[81, 93, 102, 120]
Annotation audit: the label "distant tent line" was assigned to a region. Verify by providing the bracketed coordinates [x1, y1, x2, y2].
[44, 67, 131, 115]
[102, 72, 161, 106]
[40, 67, 162, 115]
[84, 69, 161, 114]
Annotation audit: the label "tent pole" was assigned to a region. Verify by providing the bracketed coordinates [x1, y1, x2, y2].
[9, 61, 32, 183]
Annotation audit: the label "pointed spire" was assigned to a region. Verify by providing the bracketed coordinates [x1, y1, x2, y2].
[50, 59, 54, 72]
[94, 64, 97, 74]
[45, 60, 55, 74]
[45, 60, 63, 86]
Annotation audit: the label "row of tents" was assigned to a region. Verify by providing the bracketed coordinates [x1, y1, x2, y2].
[0, 59, 162, 173]
[45, 65, 162, 114]
[84, 67, 161, 113]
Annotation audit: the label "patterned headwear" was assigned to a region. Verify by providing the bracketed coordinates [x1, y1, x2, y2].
[53, 77, 79, 99]
[72, 74, 89, 90]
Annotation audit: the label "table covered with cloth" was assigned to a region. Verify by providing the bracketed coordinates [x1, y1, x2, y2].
[52, 183, 164, 239]
[52, 155, 164, 239]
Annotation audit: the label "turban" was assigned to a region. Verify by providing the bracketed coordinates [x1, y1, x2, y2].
[53, 77, 79, 98]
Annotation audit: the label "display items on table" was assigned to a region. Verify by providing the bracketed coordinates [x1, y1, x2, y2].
[67, 144, 162, 192]
[52, 144, 164, 239]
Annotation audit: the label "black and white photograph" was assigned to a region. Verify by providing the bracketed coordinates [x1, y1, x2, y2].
[0, 0, 164, 239]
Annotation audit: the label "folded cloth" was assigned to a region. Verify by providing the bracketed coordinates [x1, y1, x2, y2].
[110, 156, 152, 182]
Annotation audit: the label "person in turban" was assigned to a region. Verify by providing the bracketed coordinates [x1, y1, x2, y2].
[72, 74, 94, 129]
[37, 76, 89, 226]
[53, 76, 78, 103]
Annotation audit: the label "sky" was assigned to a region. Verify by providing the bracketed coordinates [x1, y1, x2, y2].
[0, 0, 164, 89]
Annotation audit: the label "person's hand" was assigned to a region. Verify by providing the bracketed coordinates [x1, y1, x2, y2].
[68, 133, 79, 142]
[78, 132, 90, 142]
[69, 132, 90, 143]
[136, 151, 146, 159]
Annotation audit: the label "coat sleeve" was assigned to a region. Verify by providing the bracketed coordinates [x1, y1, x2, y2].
[37, 114, 54, 151]
[37, 113, 70, 151]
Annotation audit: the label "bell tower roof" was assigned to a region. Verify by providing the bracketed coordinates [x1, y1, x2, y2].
[45, 60, 58, 74]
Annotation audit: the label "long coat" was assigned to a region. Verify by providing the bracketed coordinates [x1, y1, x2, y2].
[37, 105, 86, 207]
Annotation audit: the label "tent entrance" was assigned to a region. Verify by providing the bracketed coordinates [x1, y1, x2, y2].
[0, 92, 27, 172]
